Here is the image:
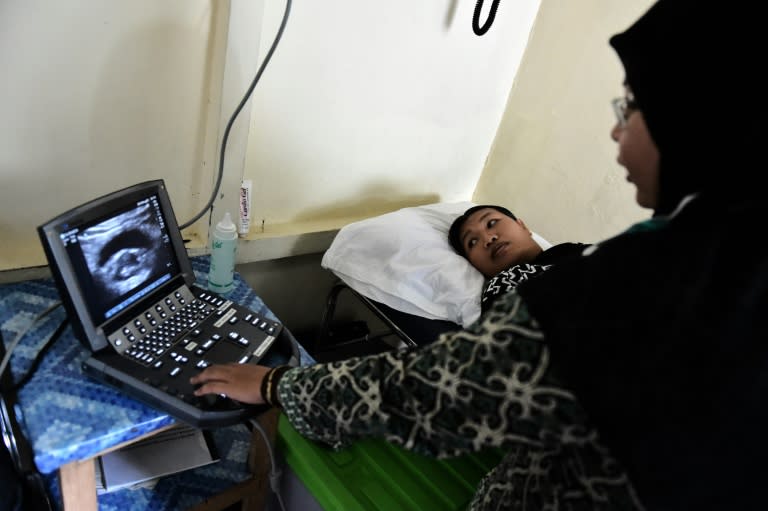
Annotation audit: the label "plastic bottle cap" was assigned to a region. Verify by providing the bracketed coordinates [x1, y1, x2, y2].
[217, 212, 237, 233]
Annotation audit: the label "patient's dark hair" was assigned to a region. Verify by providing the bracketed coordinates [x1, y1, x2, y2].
[448, 205, 517, 257]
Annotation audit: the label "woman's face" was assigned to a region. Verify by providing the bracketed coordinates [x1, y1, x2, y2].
[611, 87, 661, 209]
[459, 208, 542, 278]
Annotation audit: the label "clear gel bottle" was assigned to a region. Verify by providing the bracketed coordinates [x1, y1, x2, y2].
[208, 211, 237, 294]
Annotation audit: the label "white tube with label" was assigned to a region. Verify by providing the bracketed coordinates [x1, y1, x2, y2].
[239, 179, 252, 238]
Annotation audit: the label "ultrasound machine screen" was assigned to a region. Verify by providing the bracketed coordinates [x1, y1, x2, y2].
[57, 194, 180, 327]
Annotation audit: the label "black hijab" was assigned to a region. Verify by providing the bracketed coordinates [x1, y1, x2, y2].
[518, 1, 767, 509]
[608, 0, 762, 215]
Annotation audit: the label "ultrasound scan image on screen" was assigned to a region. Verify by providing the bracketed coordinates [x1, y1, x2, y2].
[77, 200, 171, 308]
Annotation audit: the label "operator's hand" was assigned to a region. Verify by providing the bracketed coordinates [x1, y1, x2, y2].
[190, 363, 270, 405]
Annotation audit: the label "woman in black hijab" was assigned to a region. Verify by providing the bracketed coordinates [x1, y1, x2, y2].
[193, 1, 767, 509]
[519, 1, 767, 508]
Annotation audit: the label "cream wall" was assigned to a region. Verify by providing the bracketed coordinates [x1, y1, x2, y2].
[236, 0, 541, 234]
[0, 1, 227, 272]
[0, 0, 541, 275]
[473, 0, 656, 244]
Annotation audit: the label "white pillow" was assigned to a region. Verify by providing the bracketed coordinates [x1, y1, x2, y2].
[321, 202, 551, 327]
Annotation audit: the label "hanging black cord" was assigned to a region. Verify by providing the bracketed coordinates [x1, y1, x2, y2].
[179, 0, 293, 231]
[9, 318, 69, 393]
[473, 0, 500, 36]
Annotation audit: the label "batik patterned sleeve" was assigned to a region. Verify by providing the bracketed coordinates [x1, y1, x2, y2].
[276, 292, 644, 510]
[277, 291, 582, 459]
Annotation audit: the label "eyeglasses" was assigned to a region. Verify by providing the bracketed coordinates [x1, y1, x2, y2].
[611, 96, 638, 127]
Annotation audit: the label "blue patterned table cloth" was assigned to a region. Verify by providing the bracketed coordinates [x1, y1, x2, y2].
[0, 256, 314, 510]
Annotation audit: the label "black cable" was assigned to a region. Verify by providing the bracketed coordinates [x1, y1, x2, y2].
[179, 0, 293, 231]
[0, 329, 56, 511]
[472, 0, 500, 36]
[10, 318, 69, 393]
[1, 394, 55, 511]
[0, 301, 62, 381]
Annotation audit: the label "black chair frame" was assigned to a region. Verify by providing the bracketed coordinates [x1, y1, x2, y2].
[315, 282, 419, 354]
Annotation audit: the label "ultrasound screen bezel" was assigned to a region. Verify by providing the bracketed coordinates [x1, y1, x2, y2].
[38, 180, 194, 352]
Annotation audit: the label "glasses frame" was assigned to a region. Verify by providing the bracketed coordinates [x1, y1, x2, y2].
[611, 97, 637, 127]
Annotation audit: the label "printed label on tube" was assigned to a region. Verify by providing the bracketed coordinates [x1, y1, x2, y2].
[239, 180, 252, 237]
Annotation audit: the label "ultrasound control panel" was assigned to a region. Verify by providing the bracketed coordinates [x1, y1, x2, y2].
[107, 286, 281, 372]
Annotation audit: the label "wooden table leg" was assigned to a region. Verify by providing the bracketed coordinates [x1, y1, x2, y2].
[59, 458, 98, 511]
[190, 409, 281, 511]
[243, 408, 281, 511]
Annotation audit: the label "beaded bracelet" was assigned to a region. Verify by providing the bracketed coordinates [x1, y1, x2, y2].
[261, 365, 291, 407]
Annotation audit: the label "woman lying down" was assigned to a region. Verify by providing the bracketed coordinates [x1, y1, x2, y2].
[448, 204, 589, 313]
